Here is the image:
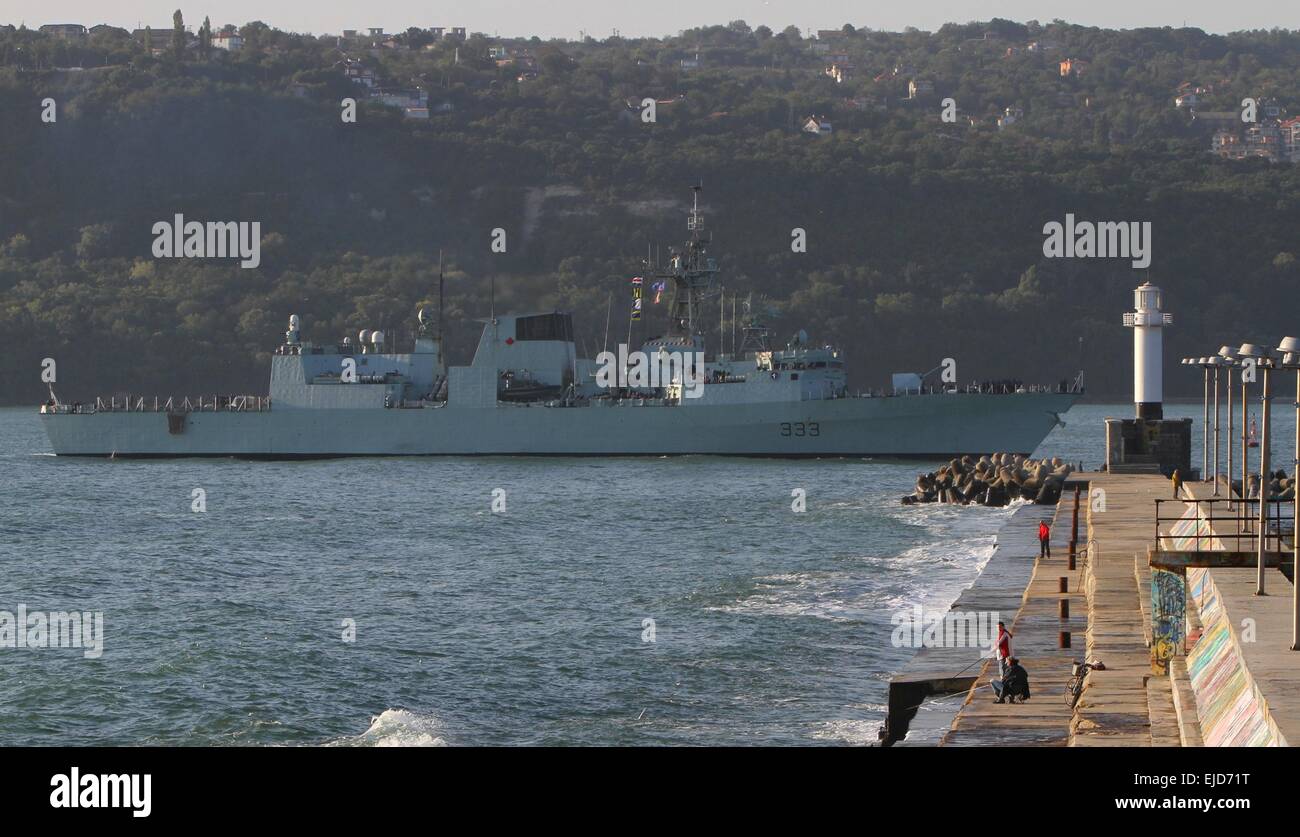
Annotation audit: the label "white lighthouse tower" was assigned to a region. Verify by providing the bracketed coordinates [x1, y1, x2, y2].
[1123, 281, 1171, 420]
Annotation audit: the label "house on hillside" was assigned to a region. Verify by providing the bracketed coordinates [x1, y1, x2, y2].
[1211, 130, 1242, 158]
[131, 27, 172, 42]
[802, 116, 832, 135]
[1175, 92, 1200, 109]
[374, 88, 430, 119]
[997, 106, 1024, 129]
[824, 63, 853, 84]
[908, 79, 934, 99]
[1059, 58, 1088, 78]
[39, 24, 87, 40]
[1282, 117, 1300, 162]
[341, 60, 378, 89]
[214, 32, 243, 51]
[1245, 120, 1283, 162]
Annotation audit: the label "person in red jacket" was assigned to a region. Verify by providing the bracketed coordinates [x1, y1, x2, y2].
[994, 621, 1013, 679]
[1038, 520, 1051, 559]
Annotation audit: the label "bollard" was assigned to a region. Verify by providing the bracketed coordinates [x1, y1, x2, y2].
[1059, 598, 1070, 618]
[1058, 576, 1068, 593]
[1059, 631, 1071, 648]
[1072, 485, 1081, 542]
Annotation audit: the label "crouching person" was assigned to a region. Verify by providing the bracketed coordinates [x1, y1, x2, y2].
[992, 657, 1031, 704]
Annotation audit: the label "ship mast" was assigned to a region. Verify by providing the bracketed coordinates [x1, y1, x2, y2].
[655, 185, 719, 343]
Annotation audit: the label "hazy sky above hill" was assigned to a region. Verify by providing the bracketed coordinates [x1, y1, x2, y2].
[5, 0, 1297, 38]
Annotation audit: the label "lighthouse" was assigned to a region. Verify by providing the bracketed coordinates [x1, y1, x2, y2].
[1123, 281, 1171, 420]
[1106, 281, 1190, 477]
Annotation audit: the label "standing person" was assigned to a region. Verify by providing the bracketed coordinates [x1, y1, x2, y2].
[994, 620, 1013, 679]
[1171, 468, 1184, 500]
[1038, 519, 1051, 559]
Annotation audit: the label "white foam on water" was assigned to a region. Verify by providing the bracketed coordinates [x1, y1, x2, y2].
[709, 570, 881, 621]
[811, 718, 883, 745]
[329, 709, 450, 747]
[714, 516, 1005, 623]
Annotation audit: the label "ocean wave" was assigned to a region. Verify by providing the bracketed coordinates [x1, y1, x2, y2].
[328, 709, 450, 747]
[713, 523, 1001, 622]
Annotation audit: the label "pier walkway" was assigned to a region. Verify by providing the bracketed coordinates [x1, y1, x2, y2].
[1072, 473, 1178, 746]
[896, 469, 1297, 747]
[941, 499, 1086, 746]
[940, 473, 1179, 746]
[887, 503, 1042, 745]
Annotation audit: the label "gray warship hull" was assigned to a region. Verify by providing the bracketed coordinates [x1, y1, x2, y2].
[40, 193, 1083, 459]
[40, 391, 1077, 458]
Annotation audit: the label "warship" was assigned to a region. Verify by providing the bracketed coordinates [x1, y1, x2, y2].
[39, 190, 1082, 458]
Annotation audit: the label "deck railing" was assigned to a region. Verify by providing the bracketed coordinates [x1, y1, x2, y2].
[42, 395, 271, 414]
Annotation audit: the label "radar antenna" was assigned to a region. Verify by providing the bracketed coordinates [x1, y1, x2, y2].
[655, 184, 720, 340]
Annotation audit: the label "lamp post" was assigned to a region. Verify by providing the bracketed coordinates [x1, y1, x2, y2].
[1242, 356, 1251, 525]
[1199, 357, 1211, 481]
[1180, 357, 1193, 471]
[1219, 346, 1237, 506]
[1210, 356, 1223, 495]
[1240, 344, 1273, 596]
[1277, 337, 1300, 647]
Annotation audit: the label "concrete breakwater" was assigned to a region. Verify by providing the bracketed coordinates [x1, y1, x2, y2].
[901, 454, 1075, 507]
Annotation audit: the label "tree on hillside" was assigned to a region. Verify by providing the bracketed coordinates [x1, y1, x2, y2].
[172, 10, 185, 59]
[200, 17, 212, 59]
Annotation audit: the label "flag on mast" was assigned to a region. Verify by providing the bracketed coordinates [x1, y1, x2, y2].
[631, 276, 643, 321]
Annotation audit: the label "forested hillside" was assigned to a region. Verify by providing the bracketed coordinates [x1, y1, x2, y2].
[2, 17, 1299, 404]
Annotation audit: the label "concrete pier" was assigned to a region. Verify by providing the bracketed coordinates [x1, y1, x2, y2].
[883, 468, 1300, 746]
[1073, 473, 1177, 745]
[940, 499, 1085, 746]
[882, 503, 1041, 745]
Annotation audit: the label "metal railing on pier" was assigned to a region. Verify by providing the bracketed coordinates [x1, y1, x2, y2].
[1153, 497, 1294, 553]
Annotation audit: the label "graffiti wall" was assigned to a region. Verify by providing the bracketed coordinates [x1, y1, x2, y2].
[1161, 503, 1223, 551]
[1150, 566, 1185, 675]
[1185, 568, 1286, 747]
